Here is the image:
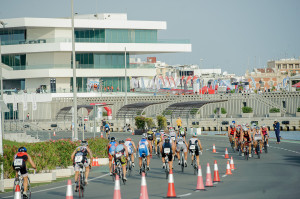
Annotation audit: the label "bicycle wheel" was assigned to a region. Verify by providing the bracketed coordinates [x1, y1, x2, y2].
[78, 174, 82, 198]
[231, 142, 235, 153]
[264, 142, 268, 153]
[27, 178, 32, 199]
[245, 149, 248, 161]
[238, 146, 242, 156]
[257, 145, 260, 159]
[112, 164, 116, 182]
[181, 152, 184, 173]
[165, 163, 169, 179]
[157, 146, 160, 158]
[193, 156, 197, 175]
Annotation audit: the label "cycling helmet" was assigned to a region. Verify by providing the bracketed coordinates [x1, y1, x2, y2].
[81, 140, 88, 146]
[126, 138, 131, 141]
[193, 132, 197, 137]
[242, 127, 248, 132]
[119, 140, 125, 144]
[142, 133, 147, 139]
[18, 147, 27, 152]
[232, 121, 236, 124]
[111, 137, 116, 142]
[230, 124, 235, 128]
[262, 125, 266, 128]
[255, 126, 260, 130]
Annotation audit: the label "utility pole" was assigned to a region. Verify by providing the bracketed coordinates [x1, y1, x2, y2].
[124, 47, 128, 105]
[71, 0, 78, 140]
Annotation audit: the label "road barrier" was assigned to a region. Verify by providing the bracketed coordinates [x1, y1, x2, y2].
[224, 148, 229, 159]
[66, 180, 73, 199]
[213, 160, 221, 182]
[212, 144, 216, 153]
[14, 185, 21, 199]
[225, 161, 232, 175]
[113, 175, 122, 199]
[230, 157, 236, 170]
[205, 163, 214, 187]
[196, 165, 206, 191]
[140, 172, 149, 199]
[166, 169, 178, 198]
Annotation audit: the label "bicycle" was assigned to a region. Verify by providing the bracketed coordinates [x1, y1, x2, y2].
[237, 142, 242, 156]
[76, 163, 86, 198]
[126, 154, 133, 176]
[156, 141, 161, 158]
[242, 141, 249, 161]
[255, 140, 261, 159]
[13, 169, 33, 199]
[179, 148, 185, 173]
[263, 136, 268, 153]
[140, 153, 148, 176]
[163, 148, 171, 179]
[114, 157, 126, 185]
[230, 138, 235, 153]
[111, 157, 115, 182]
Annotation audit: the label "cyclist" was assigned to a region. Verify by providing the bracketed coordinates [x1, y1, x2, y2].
[155, 130, 162, 155]
[253, 126, 264, 153]
[228, 123, 236, 147]
[137, 133, 152, 173]
[261, 125, 269, 147]
[104, 123, 110, 139]
[241, 127, 252, 157]
[176, 135, 188, 167]
[161, 135, 175, 170]
[160, 129, 165, 138]
[176, 117, 182, 129]
[234, 125, 242, 152]
[114, 140, 129, 181]
[178, 127, 186, 139]
[13, 147, 36, 199]
[169, 127, 177, 142]
[71, 140, 93, 191]
[124, 138, 137, 167]
[147, 129, 154, 151]
[107, 137, 118, 176]
[187, 132, 203, 166]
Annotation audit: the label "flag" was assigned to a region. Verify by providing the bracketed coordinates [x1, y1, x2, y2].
[23, 93, 28, 111]
[32, 93, 37, 111]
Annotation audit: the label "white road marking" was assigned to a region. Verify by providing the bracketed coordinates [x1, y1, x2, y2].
[2, 173, 109, 198]
[269, 146, 300, 154]
[222, 175, 227, 177]
[178, 193, 192, 197]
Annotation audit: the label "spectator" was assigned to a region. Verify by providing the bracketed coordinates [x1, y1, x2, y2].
[176, 117, 182, 129]
[111, 86, 114, 92]
[27, 113, 30, 120]
[273, 119, 280, 144]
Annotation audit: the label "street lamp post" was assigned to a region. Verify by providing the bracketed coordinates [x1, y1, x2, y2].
[71, 0, 78, 141]
[124, 47, 127, 105]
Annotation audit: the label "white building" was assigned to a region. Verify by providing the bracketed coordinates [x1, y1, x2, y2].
[0, 13, 191, 96]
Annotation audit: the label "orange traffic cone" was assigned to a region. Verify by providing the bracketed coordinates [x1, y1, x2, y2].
[95, 157, 100, 166]
[213, 160, 221, 182]
[230, 156, 236, 170]
[140, 172, 149, 199]
[113, 175, 122, 199]
[66, 179, 73, 199]
[14, 184, 22, 199]
[91, 157, 96, 166]
[166, 169, 178, 198]
[53, 130, 56, 136]
[196, 165, 206, 191]
[100, 132, 103, 138]
[224, 148, 229, 159]
[225, 160, 232, 175]
[212, 144, 216, 153]
[205, 163, 214, 187]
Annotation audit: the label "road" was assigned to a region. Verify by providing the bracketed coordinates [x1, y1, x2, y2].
[1, 133, 300, 199]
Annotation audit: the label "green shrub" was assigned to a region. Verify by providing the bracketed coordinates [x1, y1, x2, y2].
[242, 106, 253, 113]
[162, 110, 172, 116]
[2, 138, 108, 179]
[214, 108, 227, 114]
[145, 118, 155, 129]
[135, 116, 146, 130]
[297, 107, 300, 112]
[270, 108, 280, 113]
[157, 115, 167, 130]
[190, 108, 198, 115]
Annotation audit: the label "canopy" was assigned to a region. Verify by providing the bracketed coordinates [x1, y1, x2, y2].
[292, 82, 300, 88]
[200, 86, 215, 94]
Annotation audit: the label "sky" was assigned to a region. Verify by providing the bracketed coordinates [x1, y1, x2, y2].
[1, 0, 300, 75]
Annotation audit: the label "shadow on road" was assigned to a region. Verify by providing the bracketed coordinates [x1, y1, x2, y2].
[283, 155, 300, 165]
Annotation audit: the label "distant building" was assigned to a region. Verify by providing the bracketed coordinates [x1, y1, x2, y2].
[267, 58, 300, 76]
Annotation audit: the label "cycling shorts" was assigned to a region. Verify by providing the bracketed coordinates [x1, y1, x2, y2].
[176, 144, 187, 153]
[127, 146, 133, 155]
[138, 146, 149, 157]
[162, 148, 173, 161]
[115, 156, 126, 166]
[74, 158, 89, 171]
[14, 166, 28, 177]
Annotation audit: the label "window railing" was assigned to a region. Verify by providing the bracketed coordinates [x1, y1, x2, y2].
[1, 37, 190, 45]
[8, 64, 155, 70]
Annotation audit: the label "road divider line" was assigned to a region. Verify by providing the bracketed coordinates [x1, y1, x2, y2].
[178, 193, 192, 197]
[1, 173, 109, 199]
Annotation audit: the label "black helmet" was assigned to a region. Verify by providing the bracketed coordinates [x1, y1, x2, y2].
[81, 140, 88, 146]
[18, 147, 27, 152]
[119, 140, 125, 144]
[111, 137, 116, 142]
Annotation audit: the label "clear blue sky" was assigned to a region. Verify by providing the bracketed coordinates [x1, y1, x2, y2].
[1, 0, 299, 75]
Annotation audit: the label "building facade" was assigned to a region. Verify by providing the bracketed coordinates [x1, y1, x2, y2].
[0, 13, 191, 95]
[267, 58, 300, 76]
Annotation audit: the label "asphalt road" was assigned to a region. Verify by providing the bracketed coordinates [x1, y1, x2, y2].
[1, 132, 300, 199]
